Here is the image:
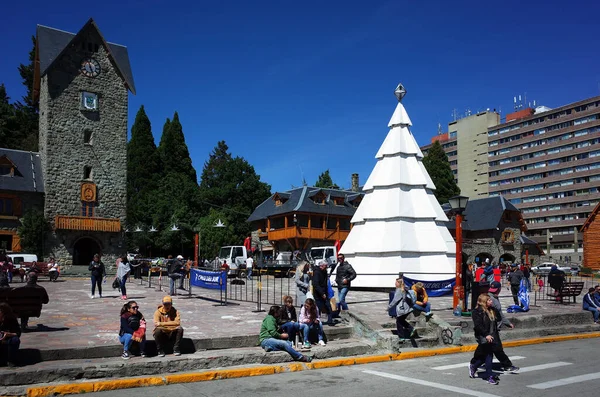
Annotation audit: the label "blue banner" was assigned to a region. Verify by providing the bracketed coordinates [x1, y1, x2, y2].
[190, 269, 226, 290]
[403, 276, 455, 297]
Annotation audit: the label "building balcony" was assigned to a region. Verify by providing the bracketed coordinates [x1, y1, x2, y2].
[267, 226, 350, 242]
[55, 215, 121, 232]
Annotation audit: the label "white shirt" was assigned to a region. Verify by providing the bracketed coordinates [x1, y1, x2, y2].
[246, 257, 254, 269]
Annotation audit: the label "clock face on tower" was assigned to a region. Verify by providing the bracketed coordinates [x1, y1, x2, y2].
[80, 58, 101, 77]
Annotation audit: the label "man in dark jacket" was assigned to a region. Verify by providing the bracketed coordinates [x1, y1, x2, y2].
[548, 265, 566, 302]
[17, 273, 49, 331]
[334, 254, 356, 314]
[507, 264, 524, 306]
[167, 255, 185, 296]
[312, 261, 334, 325]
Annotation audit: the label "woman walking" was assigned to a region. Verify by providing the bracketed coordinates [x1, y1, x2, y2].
[388, 277, 416, 341]
[89, 254, 106, 299]
[119, 301, 147, 359]
[469, 293, 500, 385]
[117, 256, 131, 300]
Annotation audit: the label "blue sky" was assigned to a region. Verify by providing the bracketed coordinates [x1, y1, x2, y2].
[2, 1, 599, 192]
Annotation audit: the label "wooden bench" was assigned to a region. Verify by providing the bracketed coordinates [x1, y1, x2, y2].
[547, 281, 585, 304]
[0, 287, 49, 327]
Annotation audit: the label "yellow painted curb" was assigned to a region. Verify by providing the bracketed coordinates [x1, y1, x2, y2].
[27, 331, 600, 397]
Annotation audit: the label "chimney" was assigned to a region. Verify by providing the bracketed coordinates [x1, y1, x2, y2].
[351, 173, 359, 192]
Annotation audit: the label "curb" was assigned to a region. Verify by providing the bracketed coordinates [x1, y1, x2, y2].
[27, 331, 600, 397]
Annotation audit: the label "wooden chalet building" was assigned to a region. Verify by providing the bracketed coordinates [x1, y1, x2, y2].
[248, 186, 364, 253]
[581, 202, 600, 270]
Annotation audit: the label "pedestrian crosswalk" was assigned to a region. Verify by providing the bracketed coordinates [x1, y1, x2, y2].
[359, 354, 599, 395]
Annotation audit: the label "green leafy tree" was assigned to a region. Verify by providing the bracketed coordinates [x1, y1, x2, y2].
[422, 140, 460, 204]
[197, 209, 238, 260]
[17, 210, 51, 258]
[198, 141, 271, 244]
[315, 169, 339, 189]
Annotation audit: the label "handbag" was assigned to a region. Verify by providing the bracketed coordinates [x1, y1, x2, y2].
[112, 277, 120, 289]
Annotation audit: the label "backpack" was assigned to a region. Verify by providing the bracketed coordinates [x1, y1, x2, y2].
[168, 260, 181, 276]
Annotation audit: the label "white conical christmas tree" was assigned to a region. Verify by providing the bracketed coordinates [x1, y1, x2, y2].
[340, 83, 456, 289]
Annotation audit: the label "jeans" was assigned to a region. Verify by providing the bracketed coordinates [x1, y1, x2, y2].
[525, 278, 531, 292]
[315, 296, 333, 323]
[413, 302, 431, 313]
[281, 322, 301, 341]
[7, 271, 12, 283]
[471, 343, 494, 379]
[120, 274, 128, 296]
[302, 322, 324, 343]
[585, 307, 600, 322]
[153, 327, 183, 353]
[247, 268, 253, 279]
[119, 333, 146, 354]
[338, 287, 349, 311]
[169, 274, 183, 295]
[260, 338, 303, 361]
[0, 336, 20, 364]
[91, 274, 102, 296]
[395, 314, 413, 339]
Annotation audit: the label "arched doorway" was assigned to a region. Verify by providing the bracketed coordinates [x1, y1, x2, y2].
[474, 252, 493, 265]
[73, 237, 101, 266]
[499, 253, 516, 264]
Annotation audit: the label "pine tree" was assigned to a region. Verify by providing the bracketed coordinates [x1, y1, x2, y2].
[315, 169, 339, 189]
[0, 84, 18, 148]
[127, 105, 160, 229]
[198, 141, 271, 244]
[422, 140, 460, 204]
[12, 36, 38, 151]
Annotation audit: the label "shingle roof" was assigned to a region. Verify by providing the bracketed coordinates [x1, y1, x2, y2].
[36, 19, 136, 95]
[445, 195, 521, 231]
[248, 186, 364, 222]
[0, 149, 44, 193]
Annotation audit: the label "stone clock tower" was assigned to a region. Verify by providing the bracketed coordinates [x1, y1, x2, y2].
[33, 19, 135, 266]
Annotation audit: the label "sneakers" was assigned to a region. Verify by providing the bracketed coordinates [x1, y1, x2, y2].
[303, 342, 311, 349]
[91, 295, 95, 299]
[504, 366, 520, 373]
[122, 351, 130, 360]
[487, 376, 499, 385]
[299, 355, 313, 363]
[99, 294, 103, 298]
[158, 351, 165, 357]
[174, 351, 181, 356]
[425, 312, 434, 319]
[469, 363, 477, 378]
[140, 352, 147, 358]
[318, 340, 326, 346]
[409, 328, 417, 338]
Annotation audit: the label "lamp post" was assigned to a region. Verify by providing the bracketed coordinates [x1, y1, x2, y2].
[449, 195, 469, 312]
[194, 219, 227, 268]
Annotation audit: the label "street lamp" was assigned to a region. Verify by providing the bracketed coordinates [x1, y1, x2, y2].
[195, 219, 227, 267]
[449, 195, 469, 313]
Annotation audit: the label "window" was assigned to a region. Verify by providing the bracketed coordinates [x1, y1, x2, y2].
[449, 131, 457, 138]
[0, 198, 14, 215]
[81, 91, 98, 111]
[0, 166, 11, 176]
[339, 218, 351, 231]
[297, 215, 309, 227]
[81, 202, 94, 217]
[326, 217, 337, 230]
[83, 166, 92, 180]
[310, 216, 324, 229]
[83, 129, 93, 144]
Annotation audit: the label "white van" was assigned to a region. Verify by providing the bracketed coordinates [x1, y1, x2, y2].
[7, 254, 38, 269]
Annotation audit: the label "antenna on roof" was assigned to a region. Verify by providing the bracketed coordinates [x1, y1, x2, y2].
[513, 96, 517, 111]
[437, 123, 442, 135]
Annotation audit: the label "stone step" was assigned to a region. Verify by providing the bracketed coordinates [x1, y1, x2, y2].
[18, 324, 353, 365]
[0, 339, 375, 388]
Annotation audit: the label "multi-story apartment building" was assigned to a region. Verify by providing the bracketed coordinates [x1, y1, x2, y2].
[420, 95, 600, 263]
[422, 110, 500, 198]
[486, 96, 600, 262]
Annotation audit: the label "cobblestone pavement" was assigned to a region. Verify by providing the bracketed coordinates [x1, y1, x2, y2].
[12, 275, 593, 352]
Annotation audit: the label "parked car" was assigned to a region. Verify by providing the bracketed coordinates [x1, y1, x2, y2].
[531, 262, 576, 276]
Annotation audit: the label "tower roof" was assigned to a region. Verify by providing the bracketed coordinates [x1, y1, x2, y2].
[33, 18, 136, 101]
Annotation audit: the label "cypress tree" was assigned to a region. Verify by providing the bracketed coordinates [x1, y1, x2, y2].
[158, 112, 197, 184]
[422, 140, 460, 205]
[127, 105, 160, 227]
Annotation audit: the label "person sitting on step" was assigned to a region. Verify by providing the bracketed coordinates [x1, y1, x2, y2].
[299, 298, 326, 348]
[259, 306, 312, 362]
[411, 282, 433, 319]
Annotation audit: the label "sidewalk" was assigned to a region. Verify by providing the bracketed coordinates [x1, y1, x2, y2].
[11, 276, 593, 357]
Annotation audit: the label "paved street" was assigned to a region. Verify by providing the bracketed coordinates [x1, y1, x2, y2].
[82, 339, 599, 397]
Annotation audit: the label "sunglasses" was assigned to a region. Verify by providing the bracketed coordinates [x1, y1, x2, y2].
[131, 306, 139, 309]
